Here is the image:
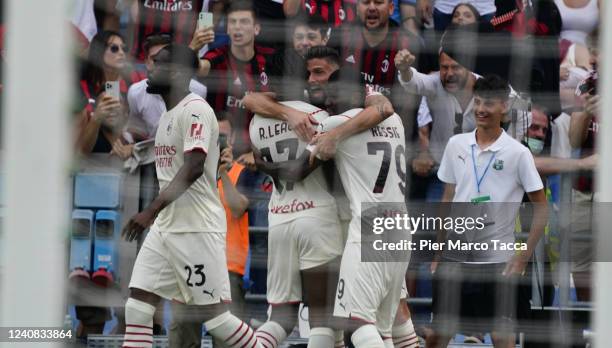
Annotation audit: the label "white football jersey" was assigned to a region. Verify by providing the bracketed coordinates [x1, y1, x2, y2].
[313, 109, 408, 242]
[250, 101, 338, 226]
[153, 93, 226, 233]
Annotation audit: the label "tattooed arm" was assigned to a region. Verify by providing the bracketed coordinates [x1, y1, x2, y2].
[309, 93, 395, 161]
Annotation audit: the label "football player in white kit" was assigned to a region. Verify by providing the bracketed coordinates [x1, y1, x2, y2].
[255, 107, 411, 348]
[248, 46, 420, 348]
[121, 44, 263, 348]
[249, 101, 345, 348]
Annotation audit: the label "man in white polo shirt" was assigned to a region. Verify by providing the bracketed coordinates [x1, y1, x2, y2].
[429, 75, 548, 348]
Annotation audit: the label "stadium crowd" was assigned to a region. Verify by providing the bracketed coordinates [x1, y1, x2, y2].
[67, 0, 601, 347]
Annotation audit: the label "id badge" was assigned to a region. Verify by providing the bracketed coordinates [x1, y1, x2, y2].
[470, 194, 491, 203]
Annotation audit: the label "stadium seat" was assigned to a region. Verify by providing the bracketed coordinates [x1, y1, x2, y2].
[69, 209, 94, 280]
[92, 210, 121, 287]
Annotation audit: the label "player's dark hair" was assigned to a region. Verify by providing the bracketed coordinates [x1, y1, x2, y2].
[473, 74, 510, 101]
[160, 44, 200, 72]
[143, 33, 172, 56]
[291, 13, 329, 38]
[304, 46, 340, 66]
[227, 0, 257, 21]
[81, 30, 127, 93]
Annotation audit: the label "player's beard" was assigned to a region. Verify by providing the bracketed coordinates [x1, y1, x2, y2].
[307, 85, 328, 109]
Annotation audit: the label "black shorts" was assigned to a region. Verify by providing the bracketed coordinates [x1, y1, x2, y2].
[432, 262, 521, 335]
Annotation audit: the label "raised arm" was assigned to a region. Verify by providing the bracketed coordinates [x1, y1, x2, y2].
[308, 94, 394, 162]
[243, 92, 318, 141]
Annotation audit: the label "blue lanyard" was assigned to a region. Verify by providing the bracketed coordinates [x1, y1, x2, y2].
[471, 144, 496, 194]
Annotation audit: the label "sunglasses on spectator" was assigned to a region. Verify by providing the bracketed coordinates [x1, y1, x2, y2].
[108, 44, 127, 53]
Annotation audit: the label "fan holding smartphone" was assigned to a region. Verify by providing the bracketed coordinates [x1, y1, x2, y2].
[189, 12, 216, 58]
[76, 31, 134, 158]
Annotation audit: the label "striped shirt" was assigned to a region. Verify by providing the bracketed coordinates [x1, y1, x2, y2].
[203, 45, 276, 155]
[300, 0, 356, 28]
[130, 0, 204, 62]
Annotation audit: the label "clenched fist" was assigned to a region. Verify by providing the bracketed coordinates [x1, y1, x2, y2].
[394, 49, 416, 81]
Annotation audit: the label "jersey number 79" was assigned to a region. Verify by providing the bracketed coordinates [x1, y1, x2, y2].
[367, 142, 406, 195]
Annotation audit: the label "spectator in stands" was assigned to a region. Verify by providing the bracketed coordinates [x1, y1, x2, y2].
[202, 0, 275, 167]
[416, 0, 495, 31]
[554, 0, 599, 45]
[395, 27, 479, 200]
[75, 31, 134, 158]
[567, 28, 599, 302]
[524, 105, 550, 156]
[339, 0, 422, 139]
[126, 0, 218, 62]
[450, 2, 481, 25]
[267, 14, 329, 100]
[284, 0, 355, 29]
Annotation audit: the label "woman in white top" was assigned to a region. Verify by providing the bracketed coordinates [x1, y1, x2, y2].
[554, 0, 600, 45]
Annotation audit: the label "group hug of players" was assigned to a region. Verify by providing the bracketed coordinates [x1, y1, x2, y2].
[120, 41, 421, 348]
[244, 46, 419, 347]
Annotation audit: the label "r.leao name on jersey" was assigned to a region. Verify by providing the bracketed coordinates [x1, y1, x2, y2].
[144, 0, 193, 11]
[257, 122, 293, 140]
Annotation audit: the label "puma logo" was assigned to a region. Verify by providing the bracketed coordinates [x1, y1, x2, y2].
[458, 154, 466, 163]
[191, 114, 200, 119]
[202, 288, 215, 298]
[338, 302, 346, 311]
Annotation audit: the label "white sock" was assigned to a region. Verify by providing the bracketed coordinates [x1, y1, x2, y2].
[256, 321, 287, 348]
[351, 324, 384, 348]
[334, 330, 345, 348]
[123, 298, 155, 348]
[206, 311, 262, 348]
[308, 327, 335, 348]
[392, 319, 419, 348]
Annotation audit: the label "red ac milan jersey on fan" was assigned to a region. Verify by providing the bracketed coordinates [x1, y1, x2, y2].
[204, 45, 275, 155]
[131, 0, 204, 61]
[339, 25, 413, 98]
[301, 0, 355, 27]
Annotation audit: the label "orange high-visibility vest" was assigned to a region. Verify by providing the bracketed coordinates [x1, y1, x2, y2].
[217, 163, 249, 276]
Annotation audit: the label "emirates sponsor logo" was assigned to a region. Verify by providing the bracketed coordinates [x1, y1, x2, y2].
[144, 0, 193, 12]
[270, 199, 315, 214]
[154, 145, 177, 156]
